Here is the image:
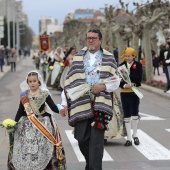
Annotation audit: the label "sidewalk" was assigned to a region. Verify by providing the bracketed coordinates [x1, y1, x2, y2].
[152, 66, 167, 83]
[0, 56, 21, 79]
[141, 66, 170, 99]
[0, 64, 11, 79]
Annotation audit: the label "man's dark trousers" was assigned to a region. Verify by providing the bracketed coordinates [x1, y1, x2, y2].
[74, 119, 104, 170]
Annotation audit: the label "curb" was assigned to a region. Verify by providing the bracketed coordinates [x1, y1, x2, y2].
[141, 84, 170, 99]
[0, 65, 10, 80]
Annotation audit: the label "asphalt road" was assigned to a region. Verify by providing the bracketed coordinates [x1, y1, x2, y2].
[0, 57, 170, 170]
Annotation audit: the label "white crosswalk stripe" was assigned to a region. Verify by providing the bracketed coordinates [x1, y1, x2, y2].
[139, 112, 165, 120]
[66, 128, 170, 161]
[65, 130, 113, 162]
[165, 129, 170, 133]
[125, 129, 170, 160]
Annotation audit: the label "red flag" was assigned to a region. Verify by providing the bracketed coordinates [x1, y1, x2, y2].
[39, 35, 50, 51]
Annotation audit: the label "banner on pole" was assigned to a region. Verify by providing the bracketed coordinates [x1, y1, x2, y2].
[39, 35, 50, 51]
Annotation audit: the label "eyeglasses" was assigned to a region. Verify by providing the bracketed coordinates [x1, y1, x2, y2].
[86, 37, 99, 41]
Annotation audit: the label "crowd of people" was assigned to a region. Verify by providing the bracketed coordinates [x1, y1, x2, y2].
[159, 38, 170, 93]
[0, 46, 18, 73]
[0, 46, 31, 75]
[133, 38, 170, 94]
[31, 46, 77, 91]
[2, 29, 170, 170]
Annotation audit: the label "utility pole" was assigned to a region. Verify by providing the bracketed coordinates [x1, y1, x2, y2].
[16, 18, 20, 55]
[0, 16, 4, 46]
[15, 0, 22, 56]
[13, 0, 16, 49]
[7, 0, 10, 48]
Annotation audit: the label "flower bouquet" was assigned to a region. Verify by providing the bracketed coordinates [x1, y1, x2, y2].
[67, 84, 90, 101]
[0, 119, 18, 152]
[49, 66, 54, 71]
[60, 62, 64, 67]
[118, 64, 143, 99]
[98, 75, 121, 84]
[44, 61, 48, 65]
[67, 75, 120, 101]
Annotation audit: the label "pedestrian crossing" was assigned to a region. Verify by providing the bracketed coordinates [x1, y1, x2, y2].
[66, 129, 170, 162]
[65, 114, 170, 162]
[165, 129, 170, 133]
[139, 112, 165, 120]
[65, 130, 113, 162]
[126, 130, 170, 160]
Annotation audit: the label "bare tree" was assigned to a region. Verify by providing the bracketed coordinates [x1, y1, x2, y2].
[56, 20, 87, 49]
[20, 25, 34, 50]
[126, 0, 170, 81]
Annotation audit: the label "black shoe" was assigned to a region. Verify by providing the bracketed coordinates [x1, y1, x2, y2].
[133, 137, 140, 145]
[124, 140, 132, 146]
[164, 89, 169, 93]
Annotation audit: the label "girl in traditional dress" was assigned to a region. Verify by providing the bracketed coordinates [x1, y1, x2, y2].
[8, 71, 66, 170]
[46, 48, 55, 87]
[40, 52, 48, 82]
[60, 47, 76, 89]
[51, 47, 65, 90]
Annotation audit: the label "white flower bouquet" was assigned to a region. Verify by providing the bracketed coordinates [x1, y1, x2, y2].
[117, 64, 143, 99]
[67, 75, 120, 101]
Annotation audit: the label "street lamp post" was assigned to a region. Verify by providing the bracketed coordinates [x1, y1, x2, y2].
[13, 0, 16, 49]
[16, 0, 22, 56]
[7, 0, 10, 48]
[0, 16, 4, 46]
[16, 18, 20, 55]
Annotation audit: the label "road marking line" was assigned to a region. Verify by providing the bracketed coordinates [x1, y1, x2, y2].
[65, 130, 113, 162]
[125, 129, 170, 160]
[139, 112, 164, 120]
[165, 129, 170, 132]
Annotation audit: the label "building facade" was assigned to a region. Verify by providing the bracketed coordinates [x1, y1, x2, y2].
[39, 16, 58, 35]
[64, 9, 105, 25]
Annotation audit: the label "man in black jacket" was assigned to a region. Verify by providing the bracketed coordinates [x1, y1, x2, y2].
[164, 37, 170, 93]
[0, 46, 5, 72]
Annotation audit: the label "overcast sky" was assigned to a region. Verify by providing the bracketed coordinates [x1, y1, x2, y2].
[22, 0, 153, 35]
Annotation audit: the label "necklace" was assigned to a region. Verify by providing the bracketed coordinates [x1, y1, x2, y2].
[30, 89, 39, 96]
